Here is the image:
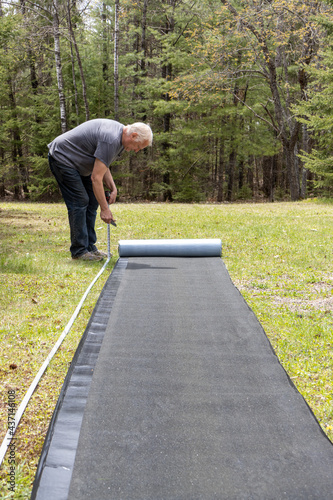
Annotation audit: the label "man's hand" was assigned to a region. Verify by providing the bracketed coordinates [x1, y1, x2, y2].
[100, 206, 114, 224]
[105, 189, 117, 205]
[109, 189, 117, 204]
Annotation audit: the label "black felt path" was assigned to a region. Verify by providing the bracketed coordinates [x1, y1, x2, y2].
[64, 257, 333, 499]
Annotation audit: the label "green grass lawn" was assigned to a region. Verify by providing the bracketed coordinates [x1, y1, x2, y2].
[0, 200, 332, 497]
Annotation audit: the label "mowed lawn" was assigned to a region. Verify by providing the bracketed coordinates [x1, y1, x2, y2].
[0, 200, 332, 497]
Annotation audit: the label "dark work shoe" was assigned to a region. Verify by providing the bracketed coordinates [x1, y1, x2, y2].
[92, 249, 109, 258]
[72, 251, 103, 261]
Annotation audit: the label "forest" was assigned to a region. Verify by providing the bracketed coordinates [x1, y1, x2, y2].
[1, 0, 333, 203]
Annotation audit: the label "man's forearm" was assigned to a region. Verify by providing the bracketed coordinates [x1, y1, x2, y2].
[103, 169, 117, 193]
[92, 178, 109, 211]
[91, 158, 114, 223]
[103, 169, 117, 203]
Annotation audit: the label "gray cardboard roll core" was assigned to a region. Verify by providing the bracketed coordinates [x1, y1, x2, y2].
[118, 238, 222, 257]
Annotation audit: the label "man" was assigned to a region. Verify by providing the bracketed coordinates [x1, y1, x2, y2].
[48, 119, 153, 261]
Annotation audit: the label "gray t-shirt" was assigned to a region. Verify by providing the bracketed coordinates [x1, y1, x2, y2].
[48, 119, 124, 176]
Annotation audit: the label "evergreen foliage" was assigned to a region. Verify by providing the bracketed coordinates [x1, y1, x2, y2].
[0, 0, 332, 201]
[293, 5, 333, 195]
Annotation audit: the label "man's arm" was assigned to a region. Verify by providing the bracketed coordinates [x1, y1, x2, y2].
[91, 158, 114, 224]
[103, 168, 117, 204]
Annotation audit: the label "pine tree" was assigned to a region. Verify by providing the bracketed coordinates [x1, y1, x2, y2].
[294, 5, 333, 193]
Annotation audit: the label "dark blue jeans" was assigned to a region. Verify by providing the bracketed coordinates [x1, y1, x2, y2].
[49, 155, 99, 258]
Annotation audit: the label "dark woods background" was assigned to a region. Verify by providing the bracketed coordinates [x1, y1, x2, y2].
[1, 0, 333, 203]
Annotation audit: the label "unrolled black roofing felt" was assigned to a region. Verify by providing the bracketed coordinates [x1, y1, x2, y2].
[31, 255, 333, 500]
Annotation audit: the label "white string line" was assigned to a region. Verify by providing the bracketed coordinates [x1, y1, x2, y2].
[0, 225, 111, 466]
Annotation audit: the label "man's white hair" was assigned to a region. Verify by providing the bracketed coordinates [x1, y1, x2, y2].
[126, 123, 153, 145]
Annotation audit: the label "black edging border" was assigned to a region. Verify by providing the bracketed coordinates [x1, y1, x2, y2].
[30, 258, 128, 500]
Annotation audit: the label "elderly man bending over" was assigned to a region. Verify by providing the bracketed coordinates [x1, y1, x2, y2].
[48, 119, 153, 261]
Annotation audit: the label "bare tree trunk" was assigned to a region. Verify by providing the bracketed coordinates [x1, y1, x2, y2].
[217, 135, 224, 202]
[20, 0, 38, 94]
[254, 158, 260, 199]
[262, 156, 272, 198]
[140, 0, 149, 120]
[284, 144, 300, 200]
[1, 2, 27, 197]
[114, 0, 120, 120]
[161, 1, 176, 201]
[247, 156, 254, 196]
[8, 80, 28, 198]
[262, 155, 277, 201]
[53, 0, 67, 133]
[227, 149, 236, 202]
[213, 138, 218, 186]
[300, 124, 309, 199]
[238, 160, 244, 191]
[141, 0, 148, 77]
[102, 3, 110, 116]
[67, 0, 89, 122]
[69, 39, 80, 125]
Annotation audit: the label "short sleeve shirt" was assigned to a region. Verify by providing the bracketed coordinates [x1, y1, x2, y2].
[48, 119, 124, 176]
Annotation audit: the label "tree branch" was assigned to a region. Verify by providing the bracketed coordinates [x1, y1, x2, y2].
[232, 92, 279, 133]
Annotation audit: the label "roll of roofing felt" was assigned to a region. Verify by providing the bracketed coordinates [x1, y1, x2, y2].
[118, 238, 222, 257]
